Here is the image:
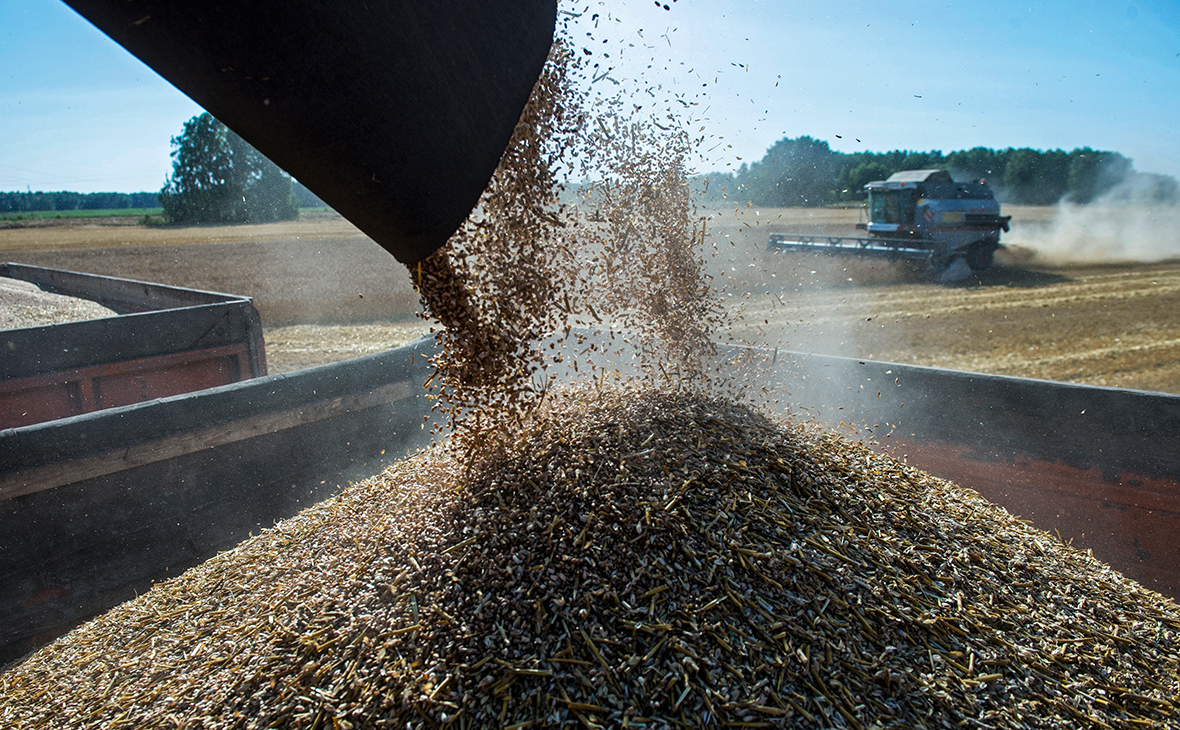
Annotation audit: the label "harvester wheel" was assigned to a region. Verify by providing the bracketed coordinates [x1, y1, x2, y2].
[938, 257, 973, 283]
[965, 242, 997, 271]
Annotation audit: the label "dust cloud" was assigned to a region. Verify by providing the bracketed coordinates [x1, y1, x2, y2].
[695, 204, 920, 361]
[1009, 183, 1180, 264]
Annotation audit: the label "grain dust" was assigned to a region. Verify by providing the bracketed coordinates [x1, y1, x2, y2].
[410, 36, 727, 461]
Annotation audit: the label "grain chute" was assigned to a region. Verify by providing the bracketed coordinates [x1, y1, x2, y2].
[61, 0, 559, 264]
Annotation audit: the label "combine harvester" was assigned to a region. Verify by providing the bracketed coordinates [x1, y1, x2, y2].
[768, 169, 1012, 282]
[2, 0, 1178, 662]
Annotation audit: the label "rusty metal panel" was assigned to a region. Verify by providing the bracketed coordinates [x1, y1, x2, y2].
[0, 345, 251, 429]
[90, 345, 249, 411]
[0, 383, 79, 428]
[880, 437, 1180, 599]
[761, 348, 1180, 600]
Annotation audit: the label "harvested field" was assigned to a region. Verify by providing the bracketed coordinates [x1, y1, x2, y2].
[0, 213, 420, 329]
[263, 322, 430, 373]
[3, 386, 1177, 728]
[704, 204, 1180, 395]
[727, 253, 1180, 393]
[4, 208, 1180, 389]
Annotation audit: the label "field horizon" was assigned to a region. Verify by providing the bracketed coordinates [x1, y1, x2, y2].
[3, 207, 1178, 393]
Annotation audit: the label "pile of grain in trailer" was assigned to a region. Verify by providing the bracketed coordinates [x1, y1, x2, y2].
[0, 276, 115, 330]
[4, 385, 1177, 729]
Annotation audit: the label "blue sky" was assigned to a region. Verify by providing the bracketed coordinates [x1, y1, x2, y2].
[2, 0, 1178, 194]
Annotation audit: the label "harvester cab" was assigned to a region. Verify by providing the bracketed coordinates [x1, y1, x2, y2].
[768, 169, 1012, 282]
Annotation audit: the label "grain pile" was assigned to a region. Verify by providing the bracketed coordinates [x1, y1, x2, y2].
[0, 276, 115, 330]
[3, 385, 1178, 728]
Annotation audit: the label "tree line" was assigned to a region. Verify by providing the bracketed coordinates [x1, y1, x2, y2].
[4, 113, 309, 223]
[703, 136, 1180, 207]
[0, 190, 158, 213]
[14, 125, 1176, 220]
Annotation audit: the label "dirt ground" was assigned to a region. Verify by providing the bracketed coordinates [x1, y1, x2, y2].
[3, 207, 1179, 392]
[0, 212, 420, 329]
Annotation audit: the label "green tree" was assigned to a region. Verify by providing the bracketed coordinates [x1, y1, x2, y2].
[1001, 148, 1039, 203]
[946, 147, 1005, 185]
[843, 161, 891, 198]
[707, 138, 1171, 209]
[1037, 149, 1071, 204]
[899, 151, 946, 171]
[1067, 148, 1132, 204]
[159, 113, 298, 224]
[1001, 148, 1070, 205]
[159, 113, 234, 222]
[737, 136, 840, 207]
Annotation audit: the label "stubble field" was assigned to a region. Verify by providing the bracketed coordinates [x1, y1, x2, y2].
[709, 204, 1180, 394]
[2, 206, 1178, 393]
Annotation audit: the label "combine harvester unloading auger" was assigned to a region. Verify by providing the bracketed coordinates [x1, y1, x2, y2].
[768, 169, 1012, 282]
